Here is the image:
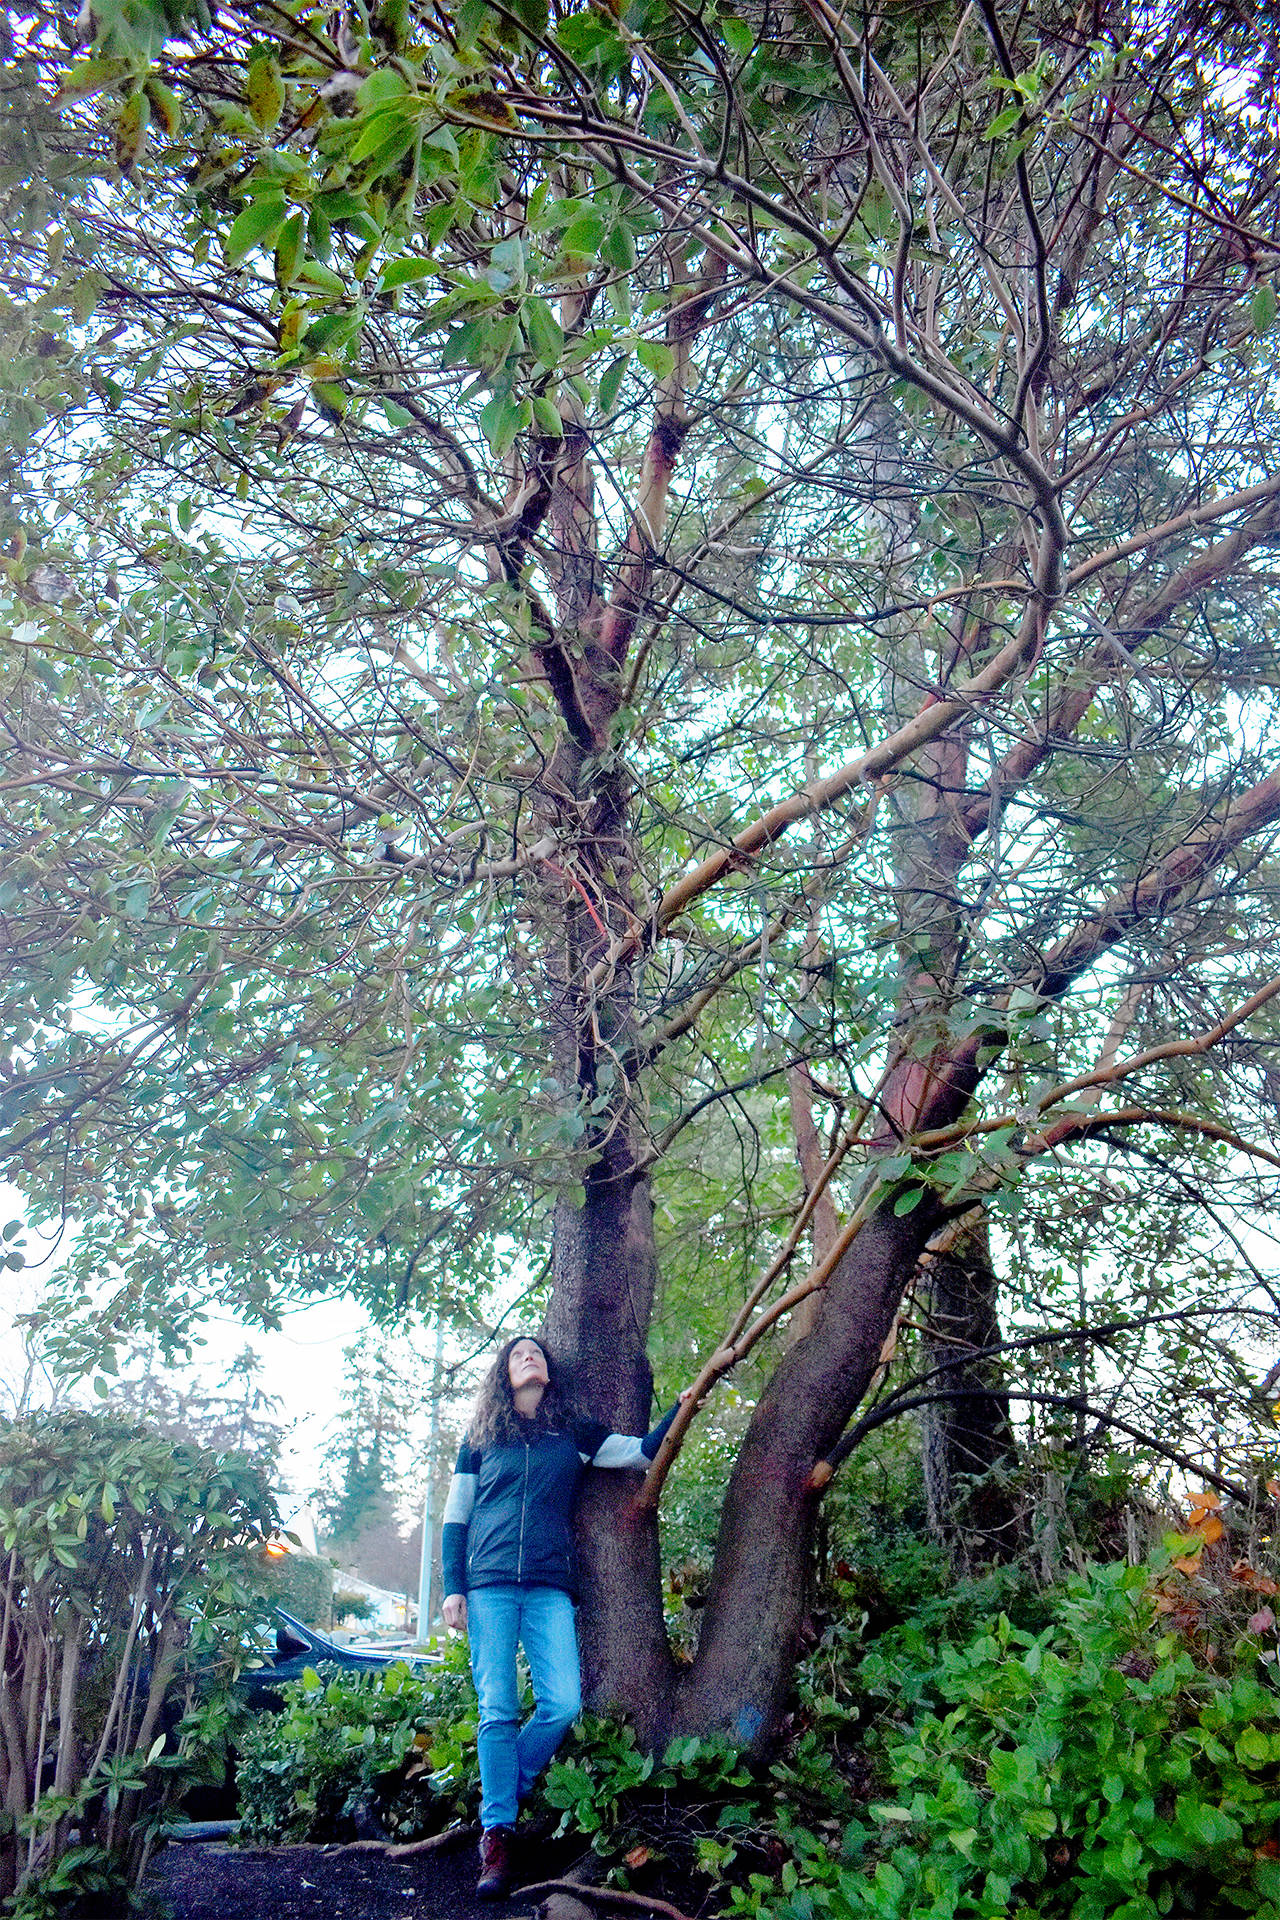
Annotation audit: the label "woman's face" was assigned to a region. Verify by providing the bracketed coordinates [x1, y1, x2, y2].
[507, 1339, 550, 1394]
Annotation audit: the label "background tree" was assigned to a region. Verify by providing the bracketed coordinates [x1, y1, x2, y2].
[316, 1329, 422, 1590]
[106, 1339, 288, 1471]
[3, 0, 1280, 1748]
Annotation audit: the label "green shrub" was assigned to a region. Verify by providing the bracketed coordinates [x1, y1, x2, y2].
[0, 1410, 274, 1916]
[235, 1637, 478, 1843]
[332, 1589, 377, 1626]
[537, 1718, 775, 1882]
[257, 1547, 334, 1627]
[240, 1539, 1280, 1920]
[732, 1558, 1280, 1920]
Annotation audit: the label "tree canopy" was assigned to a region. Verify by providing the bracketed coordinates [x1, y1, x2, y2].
[3, 0, 1280, 1741]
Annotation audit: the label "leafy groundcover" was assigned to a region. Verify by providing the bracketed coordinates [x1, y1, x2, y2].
[232, 1543, 1280, 1920]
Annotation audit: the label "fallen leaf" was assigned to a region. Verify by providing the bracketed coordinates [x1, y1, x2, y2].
[624, 1846, 651, 1868]
[1248, 1607, 1276, 1634]
[1231, 1561, 1280, 1595]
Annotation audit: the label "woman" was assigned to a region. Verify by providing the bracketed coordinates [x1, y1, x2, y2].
[441, 1335, 687, 1897]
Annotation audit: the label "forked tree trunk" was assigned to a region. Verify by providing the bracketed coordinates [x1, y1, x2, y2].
[547, 1164, 946, 1748]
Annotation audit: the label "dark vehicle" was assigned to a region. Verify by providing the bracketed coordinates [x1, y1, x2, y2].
[236, 1608, 439, 1709]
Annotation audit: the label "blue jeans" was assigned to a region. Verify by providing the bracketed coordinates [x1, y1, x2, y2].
[467, 1584, 581, 1831]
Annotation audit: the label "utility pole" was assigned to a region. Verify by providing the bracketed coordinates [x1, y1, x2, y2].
[415, 1316, 446, 1645]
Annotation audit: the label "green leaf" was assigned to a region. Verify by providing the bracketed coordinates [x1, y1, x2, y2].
[296, 259, 347, 295]
[893, 1185, 926, 1216]
[358, 68, 412, 109]
[423, 124, 460, 163]
[54, 56, 132, 106]
[561, 210, 606, 257]
[984, 103, 1023, 139]
[721, 15, 754, 55]
[636, 338, 675, 379]
[381, 256, 434, 290]
[524, 296, 565, 365]
[531, 394, 564, 437]
[302, 309, 362, 353]
[479, 391, 530, 455]
[602, 223, 636, 271]
[597, 354, 628, 412]
[1255, 1858, 1280, 1903]
[351, 109, 415, 167]
[489, 236, 524, 287]
[71, 272, 107, 324]
[226, 195, 288, 267]
[1173, 1795, 1241, 1848]
[246, 53, 285, 132]
[1252, 282, 1276, 334]
[274, 212, 303, 289]
[1234, 1724, 1273, 1765]
[308, 207, 333, 264]
[310, 379, 349, 422]
[512, 0, 549, 28]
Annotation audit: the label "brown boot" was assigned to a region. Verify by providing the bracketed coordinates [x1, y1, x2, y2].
[477, 1826, 513, 1900]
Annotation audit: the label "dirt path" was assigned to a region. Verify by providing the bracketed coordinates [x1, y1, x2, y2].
[144, 1829, 603, 1920]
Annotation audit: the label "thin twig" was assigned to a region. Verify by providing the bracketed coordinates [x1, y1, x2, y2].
[520, 1877, 699, 1920]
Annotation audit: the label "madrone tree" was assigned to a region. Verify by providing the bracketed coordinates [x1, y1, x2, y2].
[3, 0, 1280, 1745]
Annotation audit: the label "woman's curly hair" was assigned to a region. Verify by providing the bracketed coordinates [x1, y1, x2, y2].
[467, 1334, 575, 1448]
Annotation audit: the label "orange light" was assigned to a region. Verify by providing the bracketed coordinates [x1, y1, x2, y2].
[264, 1540, 289, 1557]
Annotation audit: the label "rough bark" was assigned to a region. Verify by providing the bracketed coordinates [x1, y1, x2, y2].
[918, 1216, 1023, 1566]
[544, 1162, 678, 1735]
[536, 714, 678, 1728]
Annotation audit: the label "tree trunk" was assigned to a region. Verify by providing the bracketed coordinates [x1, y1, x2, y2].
[537, 721, 679, 1731]
[672, 1199, 939, 1746]
[919, 1216, 1023, 1566]
[544, 1158, 679, 1735]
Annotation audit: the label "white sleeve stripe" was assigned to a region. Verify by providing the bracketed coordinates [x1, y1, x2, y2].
[442, 1474, 477, 1523]
[587, 1434, 649, 1470]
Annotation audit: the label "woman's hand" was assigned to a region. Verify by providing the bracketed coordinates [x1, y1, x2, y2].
[678, 1348, 736, 1405]
[442, 1593, 468, 1634]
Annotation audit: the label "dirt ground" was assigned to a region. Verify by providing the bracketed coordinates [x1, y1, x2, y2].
[142, 1828, 617, 1920]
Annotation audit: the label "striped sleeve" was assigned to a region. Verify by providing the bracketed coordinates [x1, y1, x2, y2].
[441, 1441, 479, 1596]
[576, 1403, 680, 1470]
